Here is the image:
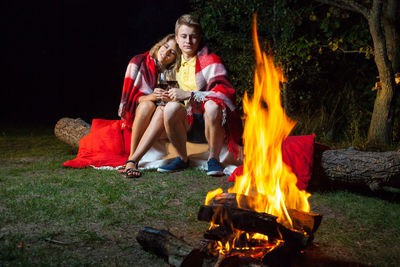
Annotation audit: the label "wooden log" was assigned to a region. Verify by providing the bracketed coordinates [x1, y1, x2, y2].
[287, 209, 322, 235]
[213, 193, 322, 235]
[54, 117, 90, 151]
[136, 226, 203, 267]
[320, 147, 400, 191]
[198, 205, 280, 241]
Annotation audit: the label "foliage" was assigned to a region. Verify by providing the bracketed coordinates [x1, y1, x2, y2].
[189, 0, 393, 146]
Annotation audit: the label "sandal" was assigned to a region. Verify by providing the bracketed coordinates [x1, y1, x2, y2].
[124, 160, 142, 178]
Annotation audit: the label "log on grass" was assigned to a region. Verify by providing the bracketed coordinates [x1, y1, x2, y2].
[136, 226, 203, 267]
[54, 117, 90, 150]
[320, 147, 400, 191]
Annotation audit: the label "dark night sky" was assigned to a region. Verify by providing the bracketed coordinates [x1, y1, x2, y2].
[2, 0, 191, 126]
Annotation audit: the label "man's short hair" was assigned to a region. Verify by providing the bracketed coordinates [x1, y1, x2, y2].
[175, 14, 202, 37]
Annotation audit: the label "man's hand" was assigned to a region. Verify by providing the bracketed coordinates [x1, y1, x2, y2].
[168, 88, 192, 101]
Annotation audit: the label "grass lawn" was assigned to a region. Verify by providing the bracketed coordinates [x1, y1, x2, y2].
[0, 126, 399, 266]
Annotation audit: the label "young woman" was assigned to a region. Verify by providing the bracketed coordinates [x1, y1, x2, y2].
[118, 34, 180, 178]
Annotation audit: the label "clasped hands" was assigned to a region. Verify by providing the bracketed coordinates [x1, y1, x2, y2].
[153, 87, 191, 103]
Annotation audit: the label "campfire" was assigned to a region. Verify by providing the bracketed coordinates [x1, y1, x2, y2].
[137, 15, 322, 266]
[196, 15, 322, 264]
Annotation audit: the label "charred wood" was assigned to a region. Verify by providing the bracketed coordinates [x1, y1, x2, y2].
[136, 226, 203, 267]
[213, 193, 322, 235]
[198, 205, 280, 241]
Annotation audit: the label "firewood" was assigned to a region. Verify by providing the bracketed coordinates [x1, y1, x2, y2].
[136, 226, 203, 267]
[198, 204, 313, 249]
[213, 193, 322, 235]
[54, 117, 90, 150]
[198, 205, 280, 241]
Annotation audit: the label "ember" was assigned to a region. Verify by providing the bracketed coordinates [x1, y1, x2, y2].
[198, 14, 322, 264]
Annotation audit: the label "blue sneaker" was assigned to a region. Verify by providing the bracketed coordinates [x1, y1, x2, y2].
[157, 157, 189, 173]
[206, 158, 224, 176]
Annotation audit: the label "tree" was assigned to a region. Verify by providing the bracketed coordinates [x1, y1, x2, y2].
[315, 0, 400, 148]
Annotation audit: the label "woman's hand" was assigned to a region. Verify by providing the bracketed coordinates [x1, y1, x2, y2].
[168, 88, 192, 101]
[154, 88, 171, 102]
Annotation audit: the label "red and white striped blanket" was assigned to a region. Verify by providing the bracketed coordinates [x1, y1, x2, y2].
[118, 52, 158, 129]
[189, 46, 243, 157]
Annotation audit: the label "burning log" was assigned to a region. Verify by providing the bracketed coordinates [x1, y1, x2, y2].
[136, 226, 203, 267]
[198, 204, 315, 250]
[213, 193, 322, 235]
[198, 205, 280, 241]
[54, 117, 90, 151]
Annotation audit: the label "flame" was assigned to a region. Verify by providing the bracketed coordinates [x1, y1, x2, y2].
[203, 15, 311, 258]
[205, 188, 223, 206]
[227, 15, 311, 228]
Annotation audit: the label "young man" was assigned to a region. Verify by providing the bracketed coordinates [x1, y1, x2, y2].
[157, 14, 242, 176]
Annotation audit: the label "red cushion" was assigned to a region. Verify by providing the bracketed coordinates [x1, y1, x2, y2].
[228, 134, 316, 190]
[63, 119, 130, 168]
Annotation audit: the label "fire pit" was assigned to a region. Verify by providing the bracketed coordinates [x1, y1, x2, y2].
[193, 15, 323, 264]
[137, 15, 323, 266]
[196, 193, 322, 266]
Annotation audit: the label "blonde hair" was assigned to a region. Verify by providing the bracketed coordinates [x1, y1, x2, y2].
[175, 14, 202, 37]
[149, 34, 181, 71]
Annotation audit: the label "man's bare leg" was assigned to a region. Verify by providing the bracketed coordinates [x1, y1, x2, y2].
[204, 100, 225, 161]
[163, 102, 189, 162]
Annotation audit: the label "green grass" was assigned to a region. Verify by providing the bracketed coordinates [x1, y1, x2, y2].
[1, 127, 400, 266]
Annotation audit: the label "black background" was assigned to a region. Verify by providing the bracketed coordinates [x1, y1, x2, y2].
[2, 0, 191, 126]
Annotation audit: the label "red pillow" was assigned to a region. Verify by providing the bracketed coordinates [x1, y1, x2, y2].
[228, 134, 315, 190]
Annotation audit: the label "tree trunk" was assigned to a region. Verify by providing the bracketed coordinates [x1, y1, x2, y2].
[315, 0, 399, 149]
[366, 0, 397, 148]
[320, 147, 400, 191]
[383, 0, 400, 74]
[54, 117, 91, 151]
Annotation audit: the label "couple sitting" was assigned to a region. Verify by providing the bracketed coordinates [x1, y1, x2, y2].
[118, 14, 242, 178]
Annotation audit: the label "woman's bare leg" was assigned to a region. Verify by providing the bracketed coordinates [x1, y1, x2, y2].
[204, 100, 225, 161]
[129, 101, 156, 157]
[163, 102, 189, 162]
[128, 106, 166, 164]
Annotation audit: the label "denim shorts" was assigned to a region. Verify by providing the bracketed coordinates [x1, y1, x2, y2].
[187, 113, 207, 143]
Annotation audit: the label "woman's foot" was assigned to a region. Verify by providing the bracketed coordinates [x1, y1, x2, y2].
[124, 160, 142, 178]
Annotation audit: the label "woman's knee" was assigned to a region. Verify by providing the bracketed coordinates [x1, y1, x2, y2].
[136, 100, 156, 115]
